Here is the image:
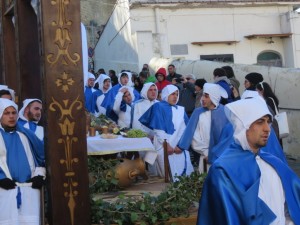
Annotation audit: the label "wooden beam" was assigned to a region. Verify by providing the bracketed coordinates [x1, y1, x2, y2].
[245, 33, 293, 39]
[191, 41, 239, 46]
[39, 0, 90, 224]
[15, 0, 41, 101]
[0, 1, 18, 94]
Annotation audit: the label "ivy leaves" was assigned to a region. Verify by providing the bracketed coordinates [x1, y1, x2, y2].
[90, 170, 207, 225]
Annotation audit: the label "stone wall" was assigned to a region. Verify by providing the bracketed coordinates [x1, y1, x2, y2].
[80, 0, 116, 48]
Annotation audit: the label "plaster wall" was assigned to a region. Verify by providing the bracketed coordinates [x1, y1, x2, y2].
[94, 3, 300, 73]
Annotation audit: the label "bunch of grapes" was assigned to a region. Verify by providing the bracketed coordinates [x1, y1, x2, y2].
[126, 129, 147, 138]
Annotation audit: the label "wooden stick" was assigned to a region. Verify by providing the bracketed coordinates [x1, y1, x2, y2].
[163, 139, 170, 183]
[203, 157, 208, 173]
[40, 186, 45, 225]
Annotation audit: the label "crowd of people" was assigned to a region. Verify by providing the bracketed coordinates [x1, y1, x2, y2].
[85, 64, 300, 224]
[0, 62, 300, 224]
[0, 85, 45, 224]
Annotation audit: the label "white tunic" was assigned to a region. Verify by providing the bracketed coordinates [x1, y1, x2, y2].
[113, 91, 132, 128]
[153, 106, 194, 179]
[256, 155, 294, 225]
[0, 132, 43, 225]
[191, 110, 211, 173]
[191, 110, 211, 157]
[131, 99, 158, 136]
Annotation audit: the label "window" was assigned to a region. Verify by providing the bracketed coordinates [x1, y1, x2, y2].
[200, 54, 234, 63]
[257, 51, 282, 67]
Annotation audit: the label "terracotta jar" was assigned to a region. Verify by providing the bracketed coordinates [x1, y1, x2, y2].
[107, 158, 147, 188]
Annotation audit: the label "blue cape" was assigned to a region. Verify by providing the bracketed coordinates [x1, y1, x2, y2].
[0, 125, 44, 181]
[84, 86, 95, 112]
[197, 143, 300, 225]
[101, 84, 141, 121]
[139, 101, 189, 135]
[101, 84, 141, 109]
[210, 123, 288, 164]
[91, 89, 103, 113]
[18, 118, 38, 133]
[177, 104, 229, 163]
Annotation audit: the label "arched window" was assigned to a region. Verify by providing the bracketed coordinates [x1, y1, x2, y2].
[257, 51, 282, 67]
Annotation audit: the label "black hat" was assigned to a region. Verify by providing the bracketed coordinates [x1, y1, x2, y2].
[245, 72, 263, 85]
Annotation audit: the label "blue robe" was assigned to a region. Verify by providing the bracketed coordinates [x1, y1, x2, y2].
[91, 89, 103, 113]
[210, 123, 288, 164]
[139, 101, 189, 135]
[0, 125, 44, 181]
[197, 143, 300, 225]
[101, 84, 141, 121]
[84, 86, 98, 113]
[101, 84, 141, 109]
[177, 104, 229, 163]
[18, 119, 38, 133]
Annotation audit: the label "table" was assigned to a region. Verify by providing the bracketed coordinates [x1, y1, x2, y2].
[87, 135, 157, 164]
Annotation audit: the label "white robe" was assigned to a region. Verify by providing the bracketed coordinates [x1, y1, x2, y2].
[256, 156, 294, 225]
[191, 110, 211, 173]
[113, 91, 132, 128]
[0, 132, 43, 225]
[153, 106, 194, 180]
[131, 99, 158, 136]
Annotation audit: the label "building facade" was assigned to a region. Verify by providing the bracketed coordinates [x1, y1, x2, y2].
[94, 0, 300, 73]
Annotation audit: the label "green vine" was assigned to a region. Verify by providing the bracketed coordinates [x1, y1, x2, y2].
[88, 156, 121, 193]
[90, 170, 207, 225]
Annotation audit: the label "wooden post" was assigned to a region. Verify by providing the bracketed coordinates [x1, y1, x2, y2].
[0, 0, 17, 89]
[38, 0, 90, 224]
[203, 157, 208, 173]
[163, 139, 170, 183]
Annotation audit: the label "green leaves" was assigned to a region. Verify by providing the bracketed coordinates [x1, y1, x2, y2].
[90, 171, 207, 224]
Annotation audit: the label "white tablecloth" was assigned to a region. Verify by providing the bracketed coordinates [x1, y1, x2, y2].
[87, 135, 157, 164]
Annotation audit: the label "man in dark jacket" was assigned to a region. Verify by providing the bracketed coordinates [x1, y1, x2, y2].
[166, 64, 182, 83]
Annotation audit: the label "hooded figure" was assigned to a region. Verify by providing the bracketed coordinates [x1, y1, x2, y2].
[0, 84, 15, 101]
[197, 98, 300, 225]
[177, 83, 229, 173]
[101, 71, 141, 120]
[18, 98, 44, 140]
[155, 68, 171, 91]
[84, 72, 98, 113]
[131, 82, 159, 135]
[0, 98, 45, 225]
[94, 74, 112, 116]
[213, 68, 233, 103]
[113, 86, 135, 128]
[139, 85, 194, 180]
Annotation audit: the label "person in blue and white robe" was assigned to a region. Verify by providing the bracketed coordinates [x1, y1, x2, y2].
[197, 97, 300, 225]
[84, 72, 98, 113]
[113, 86, 135, 128]
[178, 83, 229, 173]
[18, 98, 44, 141]
[101, 71, 141, 121]
[0, 84, 15, 101]
[139, 85, 194, 180]
[94, 74, 112, 116]
[131, 82, 159, 136]
[0, 98, 45, 225]
[209, 92, 287, 164]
